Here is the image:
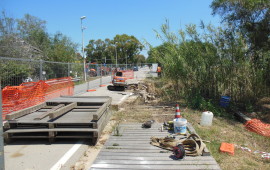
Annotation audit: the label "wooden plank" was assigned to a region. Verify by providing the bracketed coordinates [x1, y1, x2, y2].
[109, 134, 165, 137]
[55, 136, 93, 139]
[9, 135, 93, 139]
[53, 111, 93, 123]
[104, 144, 161, 148]
[119, 125, 162, 128]
[34, 104, 65, 120]
[91, 123, 220, 170]
[91, 164, 220, 169]
[106, 138, 157, 141]
[96, 155, 216, 161]
[111, 134, 166, 137]
[97, 107, 111, 133]
[103, 146, 161, 150]
[48, 96, 112, 104]
[97, 152, 178, 157]
[93, 106, 112, 144]
[5, 128, 98, 133]
[71, 109, 98, 112]
[234, 112, 251, 123]
[93, 108, 109, 129]
[120, 132, 168, 135]
[75, 106, 100, 109]
[5, 103, 46, 120]
[105, 141, 153, 145]
[99, 149, 169, 153]
[45, 105, 98, 109]
[49, 102, 77, 119]
[10, 136, 49, 139]
[94, 160, 218, 165]
[93, 103, 108, 120]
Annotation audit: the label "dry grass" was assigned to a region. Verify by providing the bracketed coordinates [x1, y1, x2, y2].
[112, 94, 270, 170]
[182, 109, 270, 170]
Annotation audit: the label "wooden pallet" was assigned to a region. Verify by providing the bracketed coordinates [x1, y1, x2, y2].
[90, 123, 221, 170]
[4, 96, 112, 144]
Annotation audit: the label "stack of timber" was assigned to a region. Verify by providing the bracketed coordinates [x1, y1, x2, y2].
[3, 96, 112, 144]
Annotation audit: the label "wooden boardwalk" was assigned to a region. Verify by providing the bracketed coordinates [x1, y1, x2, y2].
[90, 123, 221, 170]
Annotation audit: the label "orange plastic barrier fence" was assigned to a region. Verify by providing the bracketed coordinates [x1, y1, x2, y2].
[245, 119, 270, 137]
[122, 70, 134, 79]
[111, 70, 134, 80]
[2, 77, 74, 120]
[44, 77, 74, 101]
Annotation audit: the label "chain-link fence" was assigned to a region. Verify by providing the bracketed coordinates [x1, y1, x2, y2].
[0, 57, 84, 88]
[0, 56, 153, 89]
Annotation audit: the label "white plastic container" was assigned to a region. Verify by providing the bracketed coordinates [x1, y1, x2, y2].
[200, 111, 214, 126]
[174, 118, 187, 134]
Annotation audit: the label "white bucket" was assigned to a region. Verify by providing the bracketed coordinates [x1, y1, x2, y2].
[200, 111, 214, 126]
[174, 118, 187, 134]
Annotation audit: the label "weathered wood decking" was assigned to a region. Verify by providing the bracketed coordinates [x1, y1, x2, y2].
[91, 123, 221, 170]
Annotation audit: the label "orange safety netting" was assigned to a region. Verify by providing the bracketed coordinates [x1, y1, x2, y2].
[245, 119, 270, 137]
[122, 70, 134, 79]
[111, 70, 134, 80]
[2, 77, 74, 120]
[44, 77, 74, 100]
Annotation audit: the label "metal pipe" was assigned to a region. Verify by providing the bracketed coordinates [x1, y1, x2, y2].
[0, 80, 5, 170]
[81, 16, 87, 82]
[39, 59, 43, 80]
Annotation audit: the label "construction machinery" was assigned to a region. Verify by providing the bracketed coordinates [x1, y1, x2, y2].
[89, 68, 97, 77]
[107, 71, 127, 91]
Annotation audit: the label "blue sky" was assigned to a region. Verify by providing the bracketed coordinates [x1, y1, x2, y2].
[1, 0, 221, 56]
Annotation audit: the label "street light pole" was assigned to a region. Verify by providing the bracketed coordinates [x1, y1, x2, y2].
[80, 16, 87, 82]
[126, 54, 127, 70]
[0, 80, 5, 170]
[114, 44, 118, 68]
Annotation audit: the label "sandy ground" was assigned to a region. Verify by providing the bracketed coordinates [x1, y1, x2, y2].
[71, 119, 117, 170]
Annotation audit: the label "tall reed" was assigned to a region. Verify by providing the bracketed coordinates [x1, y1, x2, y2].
[151, 21, 270, 111]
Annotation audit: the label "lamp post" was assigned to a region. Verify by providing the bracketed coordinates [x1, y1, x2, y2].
[114, 43, 118, 68]
[126, 54, 127, 70]
[80, 16, 87, 82]
[0, 80, 5, 170]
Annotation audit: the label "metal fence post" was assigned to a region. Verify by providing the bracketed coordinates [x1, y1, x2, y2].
[100, 64, 102, 86]
[68, 63, 70, 77]
[0, 80, 5, 170]
[39, 59, 43, 80]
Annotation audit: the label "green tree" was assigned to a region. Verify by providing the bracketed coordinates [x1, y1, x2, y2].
[0, 11, 81, 85]
[211, 0, 270, 53]
[17, 14, 50, 56]
[86, 34, 144, 64]
[134, 54, 146, 64]
[48, 32, 78, 62]
[85, 39, 107, 63]
[113, 34, 144, 64]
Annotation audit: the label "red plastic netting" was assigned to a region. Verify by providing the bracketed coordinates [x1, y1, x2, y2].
[112, 70, 134, 79]
[2, 77, 74, 120]
[123, 70, 134, 79]
[245, 119, 270, 137]
[44, 77, 74, 100]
